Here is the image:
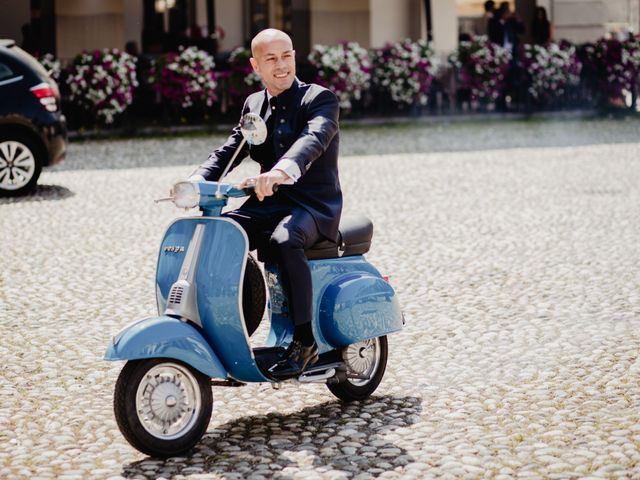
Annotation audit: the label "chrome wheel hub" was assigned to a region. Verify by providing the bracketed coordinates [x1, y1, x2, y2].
[343, 338, 380, 386]
[0, 141, 36, 190]
[135, 363, 201, 440]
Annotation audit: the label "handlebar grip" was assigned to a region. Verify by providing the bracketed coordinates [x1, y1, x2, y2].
[241, 183, 279, 196]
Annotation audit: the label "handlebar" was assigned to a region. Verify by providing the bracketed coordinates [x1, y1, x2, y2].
[155, 181, 281, 209]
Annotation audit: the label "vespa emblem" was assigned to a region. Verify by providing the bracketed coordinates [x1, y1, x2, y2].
[163, 245, 185, 253]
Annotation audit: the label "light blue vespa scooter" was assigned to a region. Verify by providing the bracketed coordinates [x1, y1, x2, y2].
[104, 113, 403, 458]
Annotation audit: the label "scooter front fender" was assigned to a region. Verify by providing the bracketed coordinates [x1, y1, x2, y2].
[104, 315, 227, 379]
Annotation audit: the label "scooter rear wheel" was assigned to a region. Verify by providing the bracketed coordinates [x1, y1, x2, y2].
[114, 359, 213, 457]
[243, 254, 266, 337]
[327, 336, 388, 402]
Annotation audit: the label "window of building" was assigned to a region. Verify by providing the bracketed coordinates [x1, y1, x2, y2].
[143, 0, 216, 54]
[249, 0, 294, 38]
[247, 1, 310, 62]
[249, 0, 270, 38]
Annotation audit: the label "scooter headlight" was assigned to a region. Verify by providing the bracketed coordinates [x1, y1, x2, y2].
[172, 181, 201, 209]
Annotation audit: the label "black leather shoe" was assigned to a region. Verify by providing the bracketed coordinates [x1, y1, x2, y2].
[268, 340, 319, 379]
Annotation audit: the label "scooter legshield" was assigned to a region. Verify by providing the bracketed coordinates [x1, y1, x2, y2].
[155, 217, 270, 383]
[104, 315, 227, 379]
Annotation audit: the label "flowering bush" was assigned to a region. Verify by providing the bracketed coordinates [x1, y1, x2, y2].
[521, 42, 581, 101]
[37, 53, 61, 82]
[308, 42, 371, 111]
[582, 35, 640, 100]
[154, 46, 218, 110]
[372, 39, 437, 106]
[449, 36, 511, 102]
[66, 49, 138, 125]
[222, 47, 262, 107]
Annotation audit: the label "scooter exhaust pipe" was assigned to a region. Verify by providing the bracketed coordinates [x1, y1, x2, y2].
[326, 370, 348, 385]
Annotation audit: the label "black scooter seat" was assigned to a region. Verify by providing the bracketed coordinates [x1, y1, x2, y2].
[305, 214, 373, 260]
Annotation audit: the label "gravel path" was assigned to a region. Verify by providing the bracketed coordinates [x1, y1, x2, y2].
[1, 121, 639, 479]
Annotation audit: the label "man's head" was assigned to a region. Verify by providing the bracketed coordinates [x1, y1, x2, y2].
[484, 1, 495, 13]
[250, 29, 296, 96]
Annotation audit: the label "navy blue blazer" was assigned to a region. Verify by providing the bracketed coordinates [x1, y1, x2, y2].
[193, 78, 343, 242]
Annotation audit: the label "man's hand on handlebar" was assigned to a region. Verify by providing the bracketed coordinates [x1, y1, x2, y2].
[240, 170, 289, 201]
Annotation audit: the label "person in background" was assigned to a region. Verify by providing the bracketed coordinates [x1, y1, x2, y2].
[489, 2, 525, 55]
[531, 6, 552, 46]
[489, 3, 526, 111]
[475, 1, 495, 37]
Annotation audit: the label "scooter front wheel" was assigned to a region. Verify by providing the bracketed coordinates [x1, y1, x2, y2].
[114, 359, 213, 457]
[327, 336, 388, 402]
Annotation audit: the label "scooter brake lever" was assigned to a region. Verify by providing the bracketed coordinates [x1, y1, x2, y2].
[155, 187, 176, 203]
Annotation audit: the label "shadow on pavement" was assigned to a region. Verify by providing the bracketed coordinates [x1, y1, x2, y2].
[0, 184, 74, 203]
[122, 395, 422, 479]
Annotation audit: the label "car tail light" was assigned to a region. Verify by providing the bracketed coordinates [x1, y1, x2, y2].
[383, 275, 390, 283]
[30, 82, 58, 112]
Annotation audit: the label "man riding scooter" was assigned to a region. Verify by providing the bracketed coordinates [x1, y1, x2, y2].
[189, 28, 342, 379]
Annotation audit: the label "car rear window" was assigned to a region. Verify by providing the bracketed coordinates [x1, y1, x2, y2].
[0, 62, 14, 81]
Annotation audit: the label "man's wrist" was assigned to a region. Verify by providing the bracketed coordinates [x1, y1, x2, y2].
[272, 169, 291, 182]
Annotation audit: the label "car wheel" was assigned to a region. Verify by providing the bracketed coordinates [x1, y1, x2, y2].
[0, 134, 43, 196]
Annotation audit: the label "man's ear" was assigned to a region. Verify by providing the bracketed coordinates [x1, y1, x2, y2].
[249, 57, 259, 73]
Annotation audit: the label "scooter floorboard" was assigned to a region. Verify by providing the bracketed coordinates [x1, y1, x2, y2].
[252, 346, 343, 380]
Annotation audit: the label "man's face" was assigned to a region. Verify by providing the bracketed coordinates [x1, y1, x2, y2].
[250, 37, 296, 96]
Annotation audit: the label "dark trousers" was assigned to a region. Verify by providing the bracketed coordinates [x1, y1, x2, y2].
[224, 195, 320, 326]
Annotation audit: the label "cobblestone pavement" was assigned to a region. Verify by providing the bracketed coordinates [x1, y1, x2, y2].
[1, 121, 640, 479]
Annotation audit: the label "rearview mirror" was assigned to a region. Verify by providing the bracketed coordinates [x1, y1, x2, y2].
[240, 113, 267, 145]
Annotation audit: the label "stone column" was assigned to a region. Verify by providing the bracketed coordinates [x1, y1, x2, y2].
[428, 0, 457, 55]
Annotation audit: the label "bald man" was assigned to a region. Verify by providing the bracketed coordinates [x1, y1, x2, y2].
[190, 29, 342, 379]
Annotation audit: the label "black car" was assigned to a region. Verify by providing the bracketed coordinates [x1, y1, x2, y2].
[0, 39, 67, 196]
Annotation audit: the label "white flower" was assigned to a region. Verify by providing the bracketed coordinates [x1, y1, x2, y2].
[308, 42, 371, 111]
[66, 48, 137, 124]
[372, 39, 435, 105]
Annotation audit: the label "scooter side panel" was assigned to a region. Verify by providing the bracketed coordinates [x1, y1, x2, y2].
[315, 257, 403, 348]
[104, 316, 227, 379]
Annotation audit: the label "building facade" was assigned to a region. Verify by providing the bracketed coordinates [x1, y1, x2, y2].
[1, 0, 639, 61]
